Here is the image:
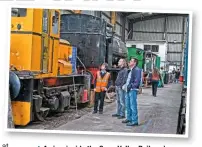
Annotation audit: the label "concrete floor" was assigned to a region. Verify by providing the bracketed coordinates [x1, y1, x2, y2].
[55, 83, 181, 135]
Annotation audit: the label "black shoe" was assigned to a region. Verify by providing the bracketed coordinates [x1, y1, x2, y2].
[99, 111, 103, 114]
[112, 114, 120, 117]
[126, 122, 138, 126]
[122, 119, 130, 123]
[92, 111, 97, 114]
[118, 116, 125, 119]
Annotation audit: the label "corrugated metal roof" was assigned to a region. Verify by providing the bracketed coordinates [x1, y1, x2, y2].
[133, 18, 165, 32]
[127, 12, 152, 19]
[133, 32, 163, 41]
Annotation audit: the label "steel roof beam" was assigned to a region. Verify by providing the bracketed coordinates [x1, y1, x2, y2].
[129, 14, 188, 23]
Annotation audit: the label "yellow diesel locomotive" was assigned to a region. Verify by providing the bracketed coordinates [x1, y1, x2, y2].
[9, 8, 90, 126]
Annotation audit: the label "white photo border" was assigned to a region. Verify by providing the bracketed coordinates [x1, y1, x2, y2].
[4, 4, 193, 139]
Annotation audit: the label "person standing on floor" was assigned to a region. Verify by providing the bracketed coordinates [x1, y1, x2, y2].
[151, 67, 161, 97]
[93, 63, 111, 114]
[159, 67, 165, 87]
[172, 68, 176, 83]
[175, 69, 180, 83]
[122, 58, 141, 126]
[112, 58, 128, 119]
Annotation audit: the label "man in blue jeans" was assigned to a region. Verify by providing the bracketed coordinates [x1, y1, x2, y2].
[122, 58, 141, 126]
[112, 58, 128, 119]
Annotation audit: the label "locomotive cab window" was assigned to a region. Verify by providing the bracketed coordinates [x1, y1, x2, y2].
[146, 53, 152, 58]
[11, 8, 27, 17]
[42, 9, 49, 34]
[52, 11, 59, 35]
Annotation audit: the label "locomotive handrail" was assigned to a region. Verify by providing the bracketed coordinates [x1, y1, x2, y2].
[77, 56, 86, 72]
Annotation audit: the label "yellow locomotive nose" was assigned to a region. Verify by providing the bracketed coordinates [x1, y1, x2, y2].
[15, 51, 19, 56]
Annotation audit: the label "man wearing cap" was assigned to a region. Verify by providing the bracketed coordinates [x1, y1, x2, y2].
[122, 58, 141, 126]
[93, 63, 111, 114]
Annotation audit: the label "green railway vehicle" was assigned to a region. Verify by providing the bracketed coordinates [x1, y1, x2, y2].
[127, 47, 161, 71]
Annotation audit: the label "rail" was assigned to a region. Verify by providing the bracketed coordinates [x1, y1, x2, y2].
[176, 86, 187, 134]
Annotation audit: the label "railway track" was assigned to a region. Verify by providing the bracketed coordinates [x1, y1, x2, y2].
[15, 101, 113, 130]
[15, 104, 92, 130]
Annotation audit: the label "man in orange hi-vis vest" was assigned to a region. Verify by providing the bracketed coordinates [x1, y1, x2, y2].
[93, 63, 111, 114]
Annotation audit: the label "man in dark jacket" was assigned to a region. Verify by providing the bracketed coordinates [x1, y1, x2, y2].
[175, 69, 180, 83]
[122, 58, 141, 126]
[112, 58, 128, 119]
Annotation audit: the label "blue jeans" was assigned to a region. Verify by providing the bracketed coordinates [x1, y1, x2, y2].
[152, 80, 158, 96]
[126, 90, 138, 124]
[116, 87, 126, 117]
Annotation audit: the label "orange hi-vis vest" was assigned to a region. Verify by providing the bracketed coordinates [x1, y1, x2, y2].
[95, 71, 110, 92]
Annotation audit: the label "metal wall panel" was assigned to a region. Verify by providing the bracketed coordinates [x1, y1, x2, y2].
[102, 11, 111, 17]
[176, 62, 181, 66]
[184, 17, 188, 33]
[116, 13, 121, 24]
[167, 34, 182, 42]
[116, 24, 122, 36]
[133, 32, 164, 41]
[101, 14, 110, 23]
[183, 17, 188, 43]
[81, 10, 96, 16]
[125, 29, 128, 40]
[166, 16, 183, 33]
[125, 18, 129, 30]
[94, 11, 101, 17]
[131, 15, 187, 63]
[60, 10, 73, 14]
[167, 53, 181, 61]
[133, 18, 165, 32]
[168, 44, 182, 52]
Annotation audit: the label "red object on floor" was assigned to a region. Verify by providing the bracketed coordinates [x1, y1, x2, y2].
[179, 76, 183, 82]
[82, 89, 88, 102]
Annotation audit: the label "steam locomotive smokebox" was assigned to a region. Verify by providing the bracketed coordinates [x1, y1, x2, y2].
[60, 14, 107, 68]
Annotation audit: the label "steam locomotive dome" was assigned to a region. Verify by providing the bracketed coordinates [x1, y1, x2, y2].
[60, 14, 107, 68]
[110, 36, 128, 65]
[111, 36, 127, 56]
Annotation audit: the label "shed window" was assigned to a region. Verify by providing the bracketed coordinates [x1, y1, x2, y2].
[152, 45, 159, 52]
[131, 45, 136, 48]
[144, 45, 151, 51]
